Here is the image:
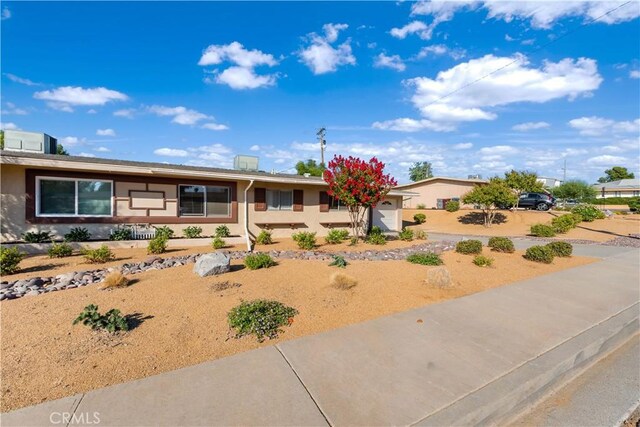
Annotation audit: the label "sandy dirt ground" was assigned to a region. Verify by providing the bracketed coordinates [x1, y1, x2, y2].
[404, 209, 640, 242]
[1, 249, 594, 412]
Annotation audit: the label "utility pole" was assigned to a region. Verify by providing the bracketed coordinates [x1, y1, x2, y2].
[562, 158, 567, 183]
[317, 127, 326, 166]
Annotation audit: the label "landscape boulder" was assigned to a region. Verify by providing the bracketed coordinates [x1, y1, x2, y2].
[193, 252, 231, 277]
[426, 266, 453, 288]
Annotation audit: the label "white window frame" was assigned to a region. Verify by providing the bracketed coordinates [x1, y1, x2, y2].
[178, 184, 232, 218]
[266, 189, 293, 211]
[35, 176, 114, 217]
[329, 195, 346, 211]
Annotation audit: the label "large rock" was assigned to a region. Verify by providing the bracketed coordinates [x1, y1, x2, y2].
[193, 252, 231, 277]
[426, 266, 453, 288]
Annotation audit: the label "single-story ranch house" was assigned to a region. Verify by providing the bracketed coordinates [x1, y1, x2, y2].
[592, 179, 640, 198]
[0, 150, 412, 245]
[396, 176, 487, 209]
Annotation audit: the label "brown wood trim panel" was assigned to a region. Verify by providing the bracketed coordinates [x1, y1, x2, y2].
[293, 189, 304, 212]
[319, 191, 330, 212]
[254, 187, 266, 211]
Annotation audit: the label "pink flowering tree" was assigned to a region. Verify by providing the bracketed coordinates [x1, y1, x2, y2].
[323, 155, 397, 243]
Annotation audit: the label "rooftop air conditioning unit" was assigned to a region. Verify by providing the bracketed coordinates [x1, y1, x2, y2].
[233, 155, 259, 172]
[3, 130, 58, 154]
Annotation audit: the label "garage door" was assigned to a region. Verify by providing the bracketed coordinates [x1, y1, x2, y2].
[372, 199, 398, 231]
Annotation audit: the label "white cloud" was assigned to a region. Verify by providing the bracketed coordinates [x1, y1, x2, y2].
[148, 105, 210, 125]
[154, 148, 189, 157]
[298, 23, 356, 75]
[390, 20, 433, 40]
[1, 6, 10, 20]
[1, 102, 28, 115]
[78, 153, 96, 158]
[479, 145, 517, 155]
[250, 145, 260, 151]
[47, 102, 75, 113]
[213, 66, 277, 90]
[512, 121, 550, 132]
[415, 44, 466, 60]
[202, 123, 229, 131]
[372, 117, 455, 132]
[586, 155, 628, 165]
[0, 122, 19, 130]
[374, 53, 406, 72]
[453, 142, 473, 149]
[34, 86, 128, 109]
[96, 128, 116, 136]
[87, 109, 97, 114]
[95, 147, 110, 152]
[630, 70, 640, 79]
[59, 136, 85, 147]
[569, 116, 639, 136]
[4, 73, 40, 86]
[113, 108, 136, 118]
[505, 34, 515, 42]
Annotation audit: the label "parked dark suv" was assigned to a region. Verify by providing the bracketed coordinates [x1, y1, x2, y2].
[516, 192, 556, 211]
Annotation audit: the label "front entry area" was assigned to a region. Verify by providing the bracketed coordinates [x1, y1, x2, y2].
[372, 199, 398, 231]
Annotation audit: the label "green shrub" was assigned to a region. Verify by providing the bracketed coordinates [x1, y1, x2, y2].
[82, 245, 115, 263]
[551, 214, 577, 234]
[227, 299, 298, 342]
[0, 246, 26, 274]
[64, 227, 91, 242]
[416, 203, 426, 209]
[48, 242, 73, 258]
[524, 245, 554, 264]
[110, 226, 133, 241]
[413, 213, 426, 224]
[415, 229, 428, 240]
[183, 226, 203, 239]
[212, 237, 226, 249]
[546, 241, 573, 257]
[473, 255, 494, 267]
[407, 252, 443, 266]
[256, 230, 273, 245]
[445, 200, 460, 212]
[73, 304, 129, 333]
[530, 224, 556, 237]
[455, 239, 483, 254]
[366, 233, 387, 245]
[244, 253, 276, 270]
[22, 231, 53, 243]
[215, 225, 231, 238]
[628, 199, 640, 212]
[329, 255, 348, 268]
[571, 205, 605, 222]
[153, 226, 174, 240]
[325, 228, 350, 244]
[292, 231, 316, 250]
[147, 236, 168, 254]
[487, 237, 515, 253]
[570, 213, 583, 224]
[369, 225, 383, 236]
[398, 228, 414, 241]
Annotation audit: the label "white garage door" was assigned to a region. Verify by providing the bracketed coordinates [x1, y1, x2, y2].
[372, 199, 398, 231]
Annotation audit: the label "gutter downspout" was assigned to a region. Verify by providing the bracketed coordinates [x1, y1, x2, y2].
[244, 180, 255, 252]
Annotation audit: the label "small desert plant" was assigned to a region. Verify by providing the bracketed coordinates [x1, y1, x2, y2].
[571, 205, 605, 222]
[64, 227, 91, 242]
[244, 253, 276, 270]
[153, 226, 174, 240]
[22, 230, 53, 243]
[147, 236, 168, 254]
[407, 252, 443, 266]
[413, 213, 426, 224]
[100, 271, 130, 289]
[366, 233, 387, 245]
[398, 227, 414, 241]
[109, 226, 133, 241]
[0, 246, 26, 274]
[82, 245, 115, 263]
[530, 223, 556, 237]
[227, 299, 298, 342]
[292, 231, 316, 250]
[215, 225, 231, 238]
[329, 254, 348, 268]
[524, 245, 554, 264]
[212, 236, 226, 249]
[488, 237, 515, 253]
[551, 214, 578, 234]
[473, 255, 494, 267]
[48, 242, 74, 258]
[183, 226, 203, 239]
[330, 272, 358, 290]
[256, 230, 273, 245]
[455, 239, 483, 255]
[570, 213, 583, 224]
[73, 304, 129, 333]
[546, 241, 573, 257]
[416, 203, 426, 209]
[369, 225, 383, 236]
[325, 228, 350, 244]
[445, 200, 460, 212]
[415, 229, 428, 240]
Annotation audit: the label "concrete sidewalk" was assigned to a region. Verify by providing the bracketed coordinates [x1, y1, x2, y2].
[3, 248, 639, 426]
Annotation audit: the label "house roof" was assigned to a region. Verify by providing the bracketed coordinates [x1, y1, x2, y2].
[592, 178, 640, 189]
[0, 150, 416, 197]
[395, 176, 487, 189]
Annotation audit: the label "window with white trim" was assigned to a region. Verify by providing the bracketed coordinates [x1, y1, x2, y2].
[329, 196, 346, 211]
[266, 189, 293, 211]
[178, 185, 231, 217]
[37, 177, 113, 217]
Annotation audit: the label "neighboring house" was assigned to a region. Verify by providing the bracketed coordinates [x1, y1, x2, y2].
[396, 177, 487, 209]
[592, 179, 640, 198]
[0, 150, 410, 246]
[537, 176, 563, 188]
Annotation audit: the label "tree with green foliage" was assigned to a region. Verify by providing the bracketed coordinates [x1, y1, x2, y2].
[597, 166, 635, 183]
[504, 169, 545, 209]
[552, 180, 597, 201]
[295, 159, 324, 177]
[0, 130, 4, 150]
[409, 161, 433, 182]
[56, 144, 69, 155]
[461, 179, 518, 227]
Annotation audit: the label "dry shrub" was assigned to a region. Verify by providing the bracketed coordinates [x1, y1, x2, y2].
[211, 281, 242, 292]
[330, 272, 358, 290]
[100, 272, 129, 290]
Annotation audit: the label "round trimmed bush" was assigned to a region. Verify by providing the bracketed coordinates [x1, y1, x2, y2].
[413, 213, 426, 224]
[48, 242, 74, 258]
[325, 228, 349, 244]
[487, 237, 515, 253]
[551, 215, 577, 234]
[256, 230, 273, 245]
[530, 224, 556, 237]
[0, 246, 26, 274]
[473, 255, 493, 267]
[546, 241, 573, 257]
[524, 245, 554, 264]
[445, 200, 460, 212]
[571, 205, 605, 222]
[455, 239, 483, 255]
[244, 253, 276, 270]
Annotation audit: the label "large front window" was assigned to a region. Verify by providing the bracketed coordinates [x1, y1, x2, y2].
[37, 178, 112, 216]
[266, 189, 293, 211]
[179, 185, 230, 217]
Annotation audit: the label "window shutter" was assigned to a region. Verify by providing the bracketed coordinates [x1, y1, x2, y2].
[254, 188, 267, 211]
[293, 189, 304, 212]
[319, 191, 330, 212]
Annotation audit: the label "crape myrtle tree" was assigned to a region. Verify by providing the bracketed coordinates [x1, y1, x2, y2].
[504, 169, 545, 209]
[323, 155, 397, 243]
[461, 178, 518, 227]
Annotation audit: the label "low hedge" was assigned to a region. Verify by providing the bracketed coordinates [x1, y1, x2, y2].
[530, 224, 556, 237]
[546, 241, 573, 257]
[455, 240, 482, 255]
[524, 245, 554, 264]
[487, 237, 515, 253]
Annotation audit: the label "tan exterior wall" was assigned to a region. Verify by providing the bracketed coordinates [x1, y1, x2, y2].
[596, 189, 640, 198]
[401, 180, 479, 209]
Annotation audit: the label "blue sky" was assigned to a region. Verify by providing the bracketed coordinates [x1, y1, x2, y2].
[1, 1, 639, 184]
